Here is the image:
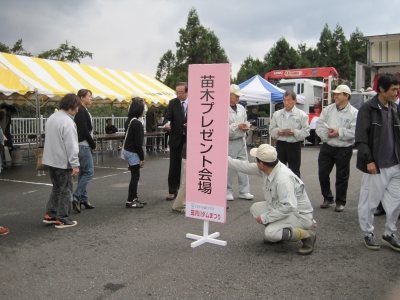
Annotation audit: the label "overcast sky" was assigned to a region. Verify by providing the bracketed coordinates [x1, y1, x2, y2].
[1, 0, 399, 80]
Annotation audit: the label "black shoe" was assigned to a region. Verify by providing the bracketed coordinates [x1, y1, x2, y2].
[136, 198, 146, 205]
[72, 198, 81, 213]
[126, 199, 144, 208]
[364, 233, 380, 251]
[80, 201, 95, 209]
[381, 233, 400, 252]
[374, 207, 386, 216]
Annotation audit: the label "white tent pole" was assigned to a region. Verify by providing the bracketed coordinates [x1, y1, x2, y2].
[35, 89, 40, 144]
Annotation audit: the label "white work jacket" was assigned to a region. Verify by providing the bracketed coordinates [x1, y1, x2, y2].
[229, 104, 247, 140]
[269, 106, 310, 142]
[228, 158, 313, 224]
[315, 103, 358, 147]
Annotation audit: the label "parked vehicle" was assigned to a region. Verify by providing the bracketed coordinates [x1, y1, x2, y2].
[349, 91, 377, 110]
[265, 67, 340, 145]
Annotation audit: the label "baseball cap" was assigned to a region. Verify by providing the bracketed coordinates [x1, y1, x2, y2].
[332, 85, 351, 94]
[131, 91, 142, 99]
[230, 84, 244, 96]
[249, 144, 277, 163]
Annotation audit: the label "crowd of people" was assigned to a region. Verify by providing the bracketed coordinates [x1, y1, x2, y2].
[1, 74, 400, 255]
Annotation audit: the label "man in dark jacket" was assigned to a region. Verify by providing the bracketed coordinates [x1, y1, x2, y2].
[247, 108, 259, 147]
[163, 82, 188, 201]
[105, 118, 118, 134]
[0, 103, 17, 151]
[355, 73, 400, 252]
[73, 89, 96, 212]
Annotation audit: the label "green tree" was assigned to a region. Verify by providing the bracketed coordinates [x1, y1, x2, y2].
[155, 50, 176, 86]
[208, 30, 229, 64]
[155, 8, 229, 88]
[297, 42, 320, 68]
[0, 39, 92, 63]
[316, 24, 332, 66]
[0, 42, 9, 53]
[348, 28, 367, 84]
[0, 39, 32, 56]
[328, 24, 352, 82]
[37, 40, 93, 63]
[264, 37, 299, 71]
[234, 56, 266, 84]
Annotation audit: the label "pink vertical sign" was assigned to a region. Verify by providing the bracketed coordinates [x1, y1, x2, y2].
[185, 63, 230, 223]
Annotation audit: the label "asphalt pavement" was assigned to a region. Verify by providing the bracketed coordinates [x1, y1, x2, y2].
[0, 146, 399, 300]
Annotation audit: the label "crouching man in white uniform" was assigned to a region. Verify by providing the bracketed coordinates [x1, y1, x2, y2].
[228, 144, 316, 255]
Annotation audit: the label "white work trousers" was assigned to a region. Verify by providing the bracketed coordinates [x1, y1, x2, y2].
[250, 201, 313, 242]
[358, 164, 400, 235]
[227, 138, 250, 195]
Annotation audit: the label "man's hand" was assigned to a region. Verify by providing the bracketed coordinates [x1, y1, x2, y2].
[256, 216, 264, 225]
[140, 160, 145, 167]
[238, 123, 249, 131]
[327, 128, 339, 138]
[163, 123, 171, 131]
[367, 162, 378, 174]
[71, 167, 79, 177]
[277, 129, 285, 136]
[4, 136, 7, 141]
[285, 129, 294, 136]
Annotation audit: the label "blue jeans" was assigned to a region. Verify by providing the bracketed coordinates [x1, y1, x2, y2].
[123, 149, 140, 166]
[73, 145, 94, 204]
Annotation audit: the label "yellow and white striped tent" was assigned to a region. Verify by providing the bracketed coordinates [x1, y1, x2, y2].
[0, 52, 175, 107]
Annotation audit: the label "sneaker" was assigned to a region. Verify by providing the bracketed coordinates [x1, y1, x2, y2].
[364, 233, 380, 251]
[381, 233, 400, 252]
[43, 214, 57, 224]
[226, 194, 234, 201]
[136, 198, 147, 205]
[239, 193, 254, 200]
[126, 199, 144, 209]
[0, 226, 9, 235]
[55, 218, 77, 229]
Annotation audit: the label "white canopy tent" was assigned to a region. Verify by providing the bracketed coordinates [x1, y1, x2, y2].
[238, 75, 305, 105]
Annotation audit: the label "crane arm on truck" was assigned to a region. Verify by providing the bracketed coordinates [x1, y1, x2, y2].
[264, 67, 339, 81]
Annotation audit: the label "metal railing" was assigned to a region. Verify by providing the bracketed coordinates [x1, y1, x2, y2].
[257, 117, 269, 127]
[11, 115, 129, 144]
[11, 116, 270, 144]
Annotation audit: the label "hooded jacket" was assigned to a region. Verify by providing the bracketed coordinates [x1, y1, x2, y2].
[355, 95, 400, 173]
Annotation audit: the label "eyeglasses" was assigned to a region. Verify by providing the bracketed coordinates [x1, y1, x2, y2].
[176, 91, 187, 95]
